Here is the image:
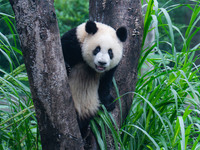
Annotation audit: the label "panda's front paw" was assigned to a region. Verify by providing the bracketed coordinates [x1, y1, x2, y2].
[102, 95, 116, 112]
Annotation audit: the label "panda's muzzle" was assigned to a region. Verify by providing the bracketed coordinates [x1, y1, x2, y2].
[95, 61, 107, 72]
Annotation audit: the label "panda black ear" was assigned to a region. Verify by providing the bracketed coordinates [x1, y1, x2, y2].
[85, 20, 98, 34]
[116, 27, 127, 42]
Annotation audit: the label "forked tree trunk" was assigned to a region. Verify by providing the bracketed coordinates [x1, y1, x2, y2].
[9, 0, 84, 150]
[89, 0, 143, 128]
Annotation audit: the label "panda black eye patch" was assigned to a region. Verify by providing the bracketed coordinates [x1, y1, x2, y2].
[108, 49, 113, 59]
[93, 46, 101, 55]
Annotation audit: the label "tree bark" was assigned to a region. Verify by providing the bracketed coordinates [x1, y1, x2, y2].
[9, 0, 84, 150]
[89, 0, 143, 149]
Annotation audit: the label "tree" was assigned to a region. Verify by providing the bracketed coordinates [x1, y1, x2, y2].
[9, 0, 84, 149]
[9, 0, 143, 149]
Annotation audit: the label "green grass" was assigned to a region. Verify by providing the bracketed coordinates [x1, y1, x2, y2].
[0, 0, 200, 150]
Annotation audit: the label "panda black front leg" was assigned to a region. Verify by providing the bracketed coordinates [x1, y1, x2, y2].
[77, 116, 92, 138]
[100, 94, 116, 111]
[98, 66, 117, 111]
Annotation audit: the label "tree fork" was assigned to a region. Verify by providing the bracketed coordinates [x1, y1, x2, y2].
[9, 0, 84, 149]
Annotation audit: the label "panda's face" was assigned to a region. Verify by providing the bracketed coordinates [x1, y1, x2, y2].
[82, 33, 123, 73]
[79, 22, 125, 73]
[93, 46, 113, 72]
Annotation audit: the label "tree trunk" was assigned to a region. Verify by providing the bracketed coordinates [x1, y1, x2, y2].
[89, 0, 143, 149]
[90, 0, 143, 127]
[9, 0, 84, 150]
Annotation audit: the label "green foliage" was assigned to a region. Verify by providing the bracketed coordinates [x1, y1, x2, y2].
[0, 1, 23, 73]
[91, 0, 200, 149]
[0, 35, 41, 149]
[54, 0, 89, 35]
[157, 0, 200, 52]
[0, 67, 41, 149]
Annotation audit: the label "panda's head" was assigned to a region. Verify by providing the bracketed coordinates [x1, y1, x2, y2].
[78, 21, 127, 73]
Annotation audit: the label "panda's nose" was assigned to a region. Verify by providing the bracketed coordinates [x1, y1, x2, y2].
[98, 61, 107, 66]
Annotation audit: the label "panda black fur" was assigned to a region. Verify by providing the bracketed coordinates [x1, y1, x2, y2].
[61, 21, 127, 136]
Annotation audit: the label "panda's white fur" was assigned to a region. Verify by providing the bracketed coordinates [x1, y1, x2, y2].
[68, 22, 124, 119]
[69, 63, 100, 118]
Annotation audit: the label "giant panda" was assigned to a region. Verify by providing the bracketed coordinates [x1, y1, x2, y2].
[61, 20, 127, 136]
